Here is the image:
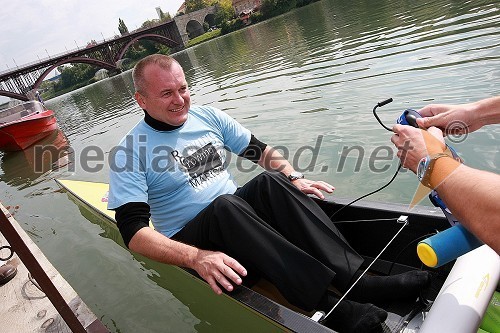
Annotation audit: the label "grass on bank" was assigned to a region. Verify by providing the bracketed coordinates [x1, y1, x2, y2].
[187, 29, 222, 48]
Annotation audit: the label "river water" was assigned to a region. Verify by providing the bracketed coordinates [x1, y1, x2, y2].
[1, 0, 499, 331]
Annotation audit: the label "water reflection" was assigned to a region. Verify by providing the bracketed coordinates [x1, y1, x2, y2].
[49, 74, 138, 139]
[0, 129, 72, 189]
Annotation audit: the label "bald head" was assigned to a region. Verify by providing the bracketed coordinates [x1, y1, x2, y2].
[132, 54, 181, 96]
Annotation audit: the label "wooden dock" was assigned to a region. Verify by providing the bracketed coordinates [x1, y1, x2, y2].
[0, 203, 108, 333]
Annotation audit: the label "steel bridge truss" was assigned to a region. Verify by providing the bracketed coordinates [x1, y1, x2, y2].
[0, 20, 184, 101]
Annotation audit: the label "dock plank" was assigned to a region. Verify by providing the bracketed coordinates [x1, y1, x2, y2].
[0, 204, 107, 333]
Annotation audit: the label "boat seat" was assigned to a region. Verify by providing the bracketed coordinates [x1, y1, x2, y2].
[20, 110, 29, 117]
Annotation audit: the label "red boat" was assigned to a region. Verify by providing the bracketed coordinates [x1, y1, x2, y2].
[0, 101, 58, 151]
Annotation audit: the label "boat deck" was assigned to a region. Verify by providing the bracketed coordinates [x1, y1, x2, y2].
[0, 204, 107, 333]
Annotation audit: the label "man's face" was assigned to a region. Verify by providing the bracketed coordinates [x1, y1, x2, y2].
[135, 62, 191, 126]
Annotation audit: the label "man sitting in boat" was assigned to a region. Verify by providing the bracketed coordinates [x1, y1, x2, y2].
[108, 54, 430, 332]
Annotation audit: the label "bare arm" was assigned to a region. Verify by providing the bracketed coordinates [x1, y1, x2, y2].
[391, 125, 500, 253]
[433, 164, 500, 253]
[257, 146, 335, 199]
[128, 228, 247, 294]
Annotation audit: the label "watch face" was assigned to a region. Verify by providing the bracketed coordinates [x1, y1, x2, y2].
[417, 157, 428, 181]
[288, 171, 304, 181]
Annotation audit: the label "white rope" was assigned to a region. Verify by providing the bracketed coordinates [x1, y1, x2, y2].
[332, 218, 397, 224]
[323, 218, 409, 320]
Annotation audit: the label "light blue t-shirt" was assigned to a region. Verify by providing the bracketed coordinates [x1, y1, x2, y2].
[108, 105, 251, 237]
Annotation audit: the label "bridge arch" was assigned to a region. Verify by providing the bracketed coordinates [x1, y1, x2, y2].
[186, 20, 205, 39]
[0, 90, 29, 101]
[32, 57, 117, 91]
[174, 6, 217, 44]
[184, 12, 218, 40]
[115, 34, 179, 62]
[205, 14, 216, 28]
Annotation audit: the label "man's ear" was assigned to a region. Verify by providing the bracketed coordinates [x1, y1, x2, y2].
[135, 91, 146, 109]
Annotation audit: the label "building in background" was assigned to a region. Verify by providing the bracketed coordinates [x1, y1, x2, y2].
[232, 0, 261, 15]
[177, 2, 186, 15]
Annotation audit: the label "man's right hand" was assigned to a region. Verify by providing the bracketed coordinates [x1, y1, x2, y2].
[192, 249, 247, 295]
[128, 228, 247, 295]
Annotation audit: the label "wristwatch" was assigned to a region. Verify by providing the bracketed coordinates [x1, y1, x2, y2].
[287, 171, 304, 181]
[417, 153, 451, 188]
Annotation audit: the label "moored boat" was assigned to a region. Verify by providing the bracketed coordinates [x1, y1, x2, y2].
[55, 179, 499, 333]
[0, 101, 57, 151]
[0, 129, 71, 186]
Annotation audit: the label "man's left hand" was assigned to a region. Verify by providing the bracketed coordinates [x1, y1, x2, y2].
[391, 125, 446, 173]
[292, 178, 335, 200]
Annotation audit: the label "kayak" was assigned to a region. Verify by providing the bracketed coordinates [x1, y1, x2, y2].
[55, 178, 499, 333]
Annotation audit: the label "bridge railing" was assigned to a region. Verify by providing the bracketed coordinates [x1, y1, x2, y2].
[0, 39, 109, 77]
[0, 19, 176, 77]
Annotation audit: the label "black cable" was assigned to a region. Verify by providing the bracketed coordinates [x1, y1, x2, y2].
[373, 98, 394, 132]
[330, 163, 402, 221]
[329, 98, 397, 221]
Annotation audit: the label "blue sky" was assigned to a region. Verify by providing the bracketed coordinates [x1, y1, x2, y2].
[0, 0, 185, 69]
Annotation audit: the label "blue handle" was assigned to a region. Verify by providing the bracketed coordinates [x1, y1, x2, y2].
[417, 224, 483, 267]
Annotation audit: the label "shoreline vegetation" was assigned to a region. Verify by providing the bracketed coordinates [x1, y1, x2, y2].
[38, 0, 321, 101]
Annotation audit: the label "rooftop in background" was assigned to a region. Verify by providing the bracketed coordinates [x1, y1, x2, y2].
[177, 2, 186, 14]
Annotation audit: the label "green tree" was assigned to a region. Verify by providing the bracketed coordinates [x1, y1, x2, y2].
[157, 9, 172, 22]
[118, 18, 129, 35]
[124, 44, 147, 61]
[260, 0, 277, 18]
[215, 0, 235, 25]
[141, 19, 156, 29]
[158, 8, 166, 19]
[55, 64, 97, 91]
[185, 0, 208, 13]
[163, 12, 172, 22]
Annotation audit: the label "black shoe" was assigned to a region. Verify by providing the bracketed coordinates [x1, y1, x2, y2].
[320, 292, 388, 333]
[0, 264, 17, 285]
[348, 270, 431, 305]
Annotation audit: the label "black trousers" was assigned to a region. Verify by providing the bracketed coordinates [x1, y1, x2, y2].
[172, 172, 363, 311]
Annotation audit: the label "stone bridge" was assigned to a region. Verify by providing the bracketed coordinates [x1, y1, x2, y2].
[174, 6, 217, 44]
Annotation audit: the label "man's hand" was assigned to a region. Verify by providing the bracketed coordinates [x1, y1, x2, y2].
[128, 228, 247, 296]
[391, 125, 446, 173]
[192, 249, 247, 295]
[292, 178, 335, 200]
[416, 102, 480, 134]
[258, 146, 334, 199]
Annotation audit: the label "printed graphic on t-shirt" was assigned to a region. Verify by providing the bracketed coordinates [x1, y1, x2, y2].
[171, 142, 226, 189]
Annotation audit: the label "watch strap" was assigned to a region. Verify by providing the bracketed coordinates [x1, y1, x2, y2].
[420, 153, 451, 188]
